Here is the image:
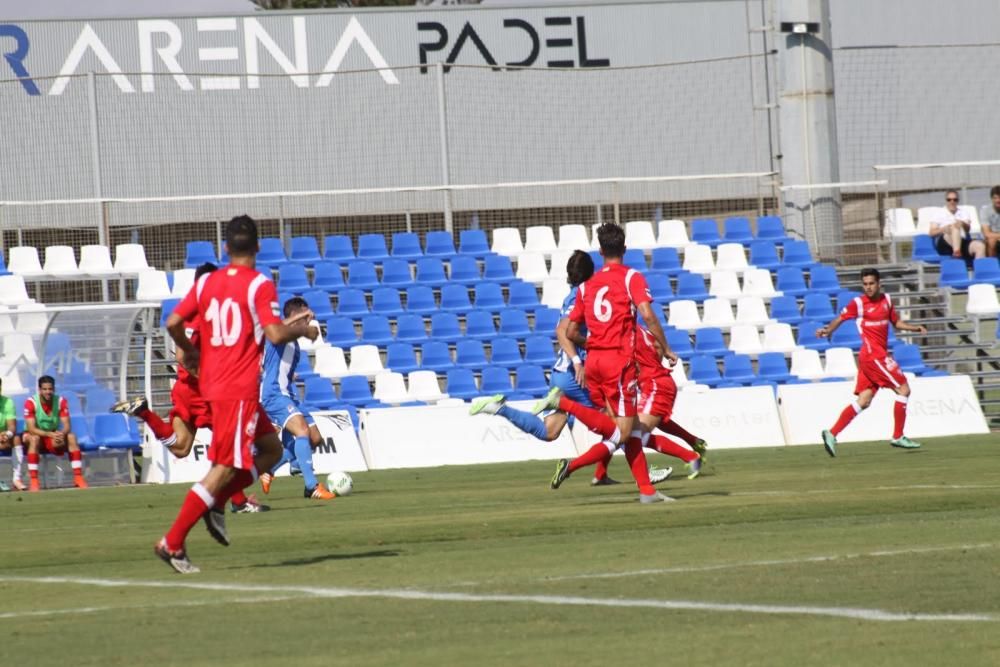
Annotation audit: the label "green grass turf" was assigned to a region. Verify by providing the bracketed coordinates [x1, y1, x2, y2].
[2, 435, 1000, 667]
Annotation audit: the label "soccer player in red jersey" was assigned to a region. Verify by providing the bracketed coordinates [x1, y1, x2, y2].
[816, 268, 928, 456]
[22, 375, 87, 491]
[549, 223, 673, 503]
[155, 215, 315, 574]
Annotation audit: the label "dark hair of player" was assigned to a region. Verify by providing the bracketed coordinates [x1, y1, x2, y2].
[991, 185, 1000, 199]
[194, 262, 217, 280]
[38, 375, 55, 388]
[566, 249, 595, 286]
[225, 215, 259, 257]
[860, 267, 880, 281]
[596, 223, 626, 259]
[283, 296, 309, 318]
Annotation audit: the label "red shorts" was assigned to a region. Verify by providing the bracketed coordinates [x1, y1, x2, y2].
[206, 399, 275, 470]
[38, 436, 66, 454]
[584, 351, 638, 417]
[169, 378, 212, 429]
[855, 355, 907, 395]
[637, 373, 677, 420]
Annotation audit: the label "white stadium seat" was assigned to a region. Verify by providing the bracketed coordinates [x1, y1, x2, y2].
[625, 220, 657, 250]
[966, 283, 1000, 315]
[884, 208, 916, 238]
[135, 270, 172, 302]
[590, 223, 602, 250]
[701, 298, 735, 329]
[373, 372, 410, 405]
[762, 322, 797, 355]
[79, 245, 118, 278]
[114, 244, 151, 274]
[715, 243, 749, 274]
[709, 270, 742, 300]
[8, 247, 44, 277]
[170, 269, 196, 298]
[347, 344, 384, 378]
[406, 370, 446, 402]
[314, 346, 348, 380]
[824, 347, 858, 379]
[728, 323, 763, 356]
[491, 227, 524, 257]
[670, 357, 691, 388]
[668, 299, 702, 330]
[682, 244, 715, 275]
[0, 275, 32, 306]
[557, 224, 590, 251]
[657, 219, 692, 248]
[42, 246, 81, 277]
[524, 226, 557, 255]
[541, 279, 570, 310]
[790, 347, 826, 380]
[735, 296, 772, 327]
[515, 252, 549, 283]
[916, 207, 944, 235]
[548, 250, 572, 280]
[960, 205, 982, 236]
[742, 268, 781, 299]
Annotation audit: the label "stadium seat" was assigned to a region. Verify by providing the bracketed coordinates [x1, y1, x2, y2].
[709, 271, 742, 300]
[484, 337, 519, 368]
[755, 216, 790, 242]
[723, 217, 754, 245]
[346, 260, 380, 289]
[533, 308, 561, 335]
[525, 226, 557, 255]
[357, 234, 390, 262]
[647, 273, 673, 303]
[371, 287, 405, 317]
[324, 316, 358, 348]
[430, 312, 463, 342]
[769, 295, 802, 324]
[491, 228, 524, 257]
[339, 375, 377, 407]
[303, 290, 334, 320]
[884, 208, 917, 238]
[347, 344, 384, 377]
[546, 251, 571, 282]
[293, 350, 317, 381]
[289, 236, 322, 266]
[455, 340, 489, 370]
[541, 279, 570, 310]
[91, 414, 141, 449]
[373, 372, 410, 405]
[657, 219, 692, 248]
[762, 322, 797, 355]
[439, 283, 473, 313]
[404, 286, 437, 316]
[42, 246, 81, 277]
[625, 221, 657, 250]
[690, 219, 722, 247]
[665, 328, 694, 360]
[8, 246, 43, 277]
[445, 368, 478, 400]
[781, 240, 814, 269]
[757, 351, 792, 383]
[728, 324, 763, 355]
[323, 235, 355, 264]
[312, 261, 346, 292]
[391, 232, 423, 260]
[797, 319, 831, 351]
[304, 377, 339, 409]
[256, 238, 288, 269]
[170, 269, 196, 298]
[136, 270, 172, 302]
[498, 309, 531, 337]
[748, 241, 782, 271]
[971, 258, 1000, 286]
[723, 354, 756, 384]
[735, 296, 772, 327]
[114, 244, 151, 274]
[514, 365, 549, 396]
[483, 255, 517, 284]
[622, 249, 647, 272]
[60, 360, 97, 393]
[395, 313, 429, 343]
[507, 281, 541, 311]
[424, 230, 457, 259]
[557, 224, 590, 251]
[84, 386, 116, 416]
[682, 244, 715, 275]
[742, 268, 780, 299]
[775, 267, 808, 297]
[480, 366, 514, 395]
[407, 370, 446, 402]
[415, 257, 449, 287]
[808, 265, 842, 294]
[668, 299, 701, 330]
[360, 315, 394, 347]
[916, 207, 944, 235]
[588, 250, 603, 269]
[830, 322, 862, 351]
[0, 275, 31, 306]
[676, 273, 709, 302]
[823, 347, 857, 379]
[516, 252, 549, 283]
[694, 327, 727, 356]
[419, 341, 454, 372]
[159, 298, 180, 327]
[802, 293, 835, 321]
[836, 291, 861, 313]
[649, 247, 682, 275]
[715, 243, 749, 274]
[910, 234, 942, 264]
[966, 283, 1000, 315]
[79, 245, 117, 278]
[894, 343, 932, 375]
[790, 348, 826, 380]
[278, 264, 310, 293]
[448, 255, 482, 285]
[0, 253, 9, 278]
[473, 282, 505, 313]
[465, 310, 498, 340]
[523, 336, 553, 366]
[335, 288, 368, 318]
[688, 354, 722, 386]
[459, 230, 492, 258]
[380, 258, 414, 287]
[701, 298, 735, 329]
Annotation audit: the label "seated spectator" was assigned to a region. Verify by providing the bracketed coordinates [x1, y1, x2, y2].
[979, 185, 1000, 258]
[929, 190, 985, 266]
[0, 377, 24, 491]
[22, 375, 88, 492]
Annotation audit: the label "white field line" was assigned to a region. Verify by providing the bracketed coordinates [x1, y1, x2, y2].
[730, 483, 1000, 497]
[0, 575, 994, 623]
[0, 594, 301, 620]
[541, 542, 996, 583]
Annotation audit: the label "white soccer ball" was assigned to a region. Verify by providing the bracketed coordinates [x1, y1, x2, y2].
[326, 471, 353, 496]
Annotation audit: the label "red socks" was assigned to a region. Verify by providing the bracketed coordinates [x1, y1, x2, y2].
[893, 396, 908, 439]
[558, 396, 619, 441]
[830, 401, 862, 436]
[165, 483, 214, 551]
[69, 449, 83, 479]
[568, 441, 616, 475]
[137, 407, 174, 442]
[648, 434, 698, 463]
[230, 490, 249, 507]
[624, 437, 654, 495]
[27, 452, 39, 482]
[593, 450, 614, 481]
[214, 470, 255, 511]
[660, 419, 698, 447]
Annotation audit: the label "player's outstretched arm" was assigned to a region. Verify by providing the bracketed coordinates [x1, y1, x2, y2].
[263, 321, 316, 346]
[283, 309, 319, 341]
[816, 315, 844, 339]
[894, 320, 928, 334]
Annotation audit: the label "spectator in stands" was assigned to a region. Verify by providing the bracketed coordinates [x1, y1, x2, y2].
[929, 189, 984, 266]
[0, 377, 24, 491]
[978, 185, 1000, 258]
[22, 375, 88, 492]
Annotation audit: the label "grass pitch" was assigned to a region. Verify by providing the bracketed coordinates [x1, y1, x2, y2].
[2, 435, 1000, 667]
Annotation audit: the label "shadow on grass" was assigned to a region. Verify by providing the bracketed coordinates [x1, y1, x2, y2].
[238, 549, 401, 569]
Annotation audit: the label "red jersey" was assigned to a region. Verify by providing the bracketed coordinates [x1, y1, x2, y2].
[24, 395, 69, 421]
[839, 292, 899, 360]
[175, 315, 201, 384]
[568, 263, 652, 352]
[173, 264, 281, 401]
[635, 326, 671, 383]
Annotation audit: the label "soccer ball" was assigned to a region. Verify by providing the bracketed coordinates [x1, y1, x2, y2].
[326, 471, 353, 496]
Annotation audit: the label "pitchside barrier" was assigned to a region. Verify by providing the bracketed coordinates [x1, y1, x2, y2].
[140, 377, 987, 482]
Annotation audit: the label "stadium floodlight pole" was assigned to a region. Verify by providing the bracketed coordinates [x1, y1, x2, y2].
[434, 61, 454, 233]
[86, 71, 111, 302]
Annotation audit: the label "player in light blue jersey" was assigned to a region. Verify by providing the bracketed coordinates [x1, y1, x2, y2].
[470, 250, 670, 485]
[259, 296, 336, 500]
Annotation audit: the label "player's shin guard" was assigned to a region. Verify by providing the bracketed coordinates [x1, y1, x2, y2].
[893, 395, 908, 439]
[557, 396, 620, 442]
[165, 482, 214, 550]
[624, 436, 655, 496]
[568, 439, 617, 474]
[293, 436, 318, 491]
[648, 434, 698, 463]
[497, 404, 549, 440]
[660, 419, 699, 448]
[830, 400, 863, 436]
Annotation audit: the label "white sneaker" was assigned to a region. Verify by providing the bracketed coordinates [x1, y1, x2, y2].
[639, 490, 676, 504]
[469, 394, 506, 416]
[648, 466, 673, 484]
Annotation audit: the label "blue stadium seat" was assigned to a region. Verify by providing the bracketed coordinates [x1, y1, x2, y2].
[391, 232, 423, 260]
[480, 366, 513, 395]
[588, 251, 604, 270]
[256, 238, 288, 269]
[458, 229, 491, 258]
[404, 286, 437, 316]
[808, 265, 842, 294]
[289, 236, 322, 266]
[647, 273, 674, 302]
[304, 290, 334, 320]
[533, 308, 561, 335]
[638, 304, 667, 329]
[430, 312, 463, 342]
[688, 354, 722, 387]
[380, 258, 414, 287]
[623, 249, 647, 271]
[769, 295, 802, 324]
[489, 337, 523, 368]
[465, 309, 497, 339]
[499, 309, 531, 337]
[910, 234, 942, 264]
[395, 314, 429, 343]
[357, 234, 390, 262]
[797, 319, 831, 351]
[415, 257, 449, 287]
[676, 272, 709, 301]
[61, 361, 97, 393]
[360, 315, 394, 347]
[723, 353, 756, 385]
[90, 414, 140, 449]
[385, 342, 419, 375]
[445, 368, 479, 399]
[691, 218, 722, 247]
[294, 351, 317, 381]
[160, 298, 180, 327]
[830, 322, 861, 351]
[449, 255, 482, 285]
[0, 253, 8, 276]
[802, 293, 835, 321]
[775, 267, 808, 297]
[694, 327, 727, 356]
[304, 377, 339, 409]
[515, 365, 549, 397]
[456, 340, 489, 370]
[748, 241, 782, 270]
[424, 230, 457, 259]
[440, 284, 473, 312]
[894, 343, 943, 375]
[665, 328, 694, 360]
[44, 332, 73, 362]
[324, 316, 358, 347]
[649, 247, 683, 275]
[339, 375, 377, 407]
[507, 282, 540, 311]
[781, 240, 815, 269]
[335, 288, 369, 318]
[185, 241, 218, 269]
[757, 352, 792, 383]
[312, 261, 345, 292]
[84, 386, 116, 416]
[346, 260, 380, 289]
[420, 341, 455, 372]
[323, 235, 355, 264]
[938, 258, 971, 289]
[278, 264, 310, 293]
[836, 291, 861, 312]
[972, 258, 1000, 286]
[523, 335, 554, 366]
[473, 282, 506, 312]
[724, 217, 754, 245]
[483, 255, 516, 284]
[371, 287, 405, 317]
[755, 216, 790, 242]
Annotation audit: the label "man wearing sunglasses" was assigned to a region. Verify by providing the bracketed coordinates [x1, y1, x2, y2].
[928, 190, 985, 266]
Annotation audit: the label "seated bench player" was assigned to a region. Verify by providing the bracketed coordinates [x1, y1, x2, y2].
[22, 375, 87, 491]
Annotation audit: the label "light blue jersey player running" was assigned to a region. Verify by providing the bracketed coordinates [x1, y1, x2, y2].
[470, 250, 670, 485]
[259, 296, 336, 500]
